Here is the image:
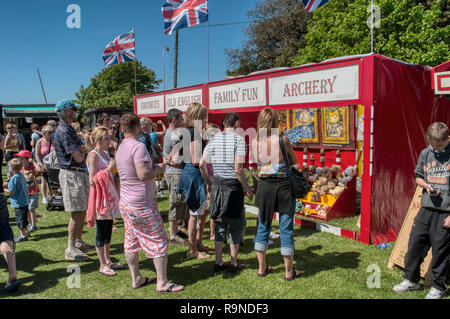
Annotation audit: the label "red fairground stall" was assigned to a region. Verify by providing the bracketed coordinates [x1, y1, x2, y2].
[134, 54, 450, 245]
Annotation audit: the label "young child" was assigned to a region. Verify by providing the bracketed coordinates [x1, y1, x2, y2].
[393, 122, 450, 299]
[5, 158, 30, 243]
[14, 150, 39, 233]
[0, 192, 22, 292]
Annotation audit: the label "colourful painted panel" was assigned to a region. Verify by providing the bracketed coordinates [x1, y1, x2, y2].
[321, 106, 349, 144]
[293, 108, 319, 143]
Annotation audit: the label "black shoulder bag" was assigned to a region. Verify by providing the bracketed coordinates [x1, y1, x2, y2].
[279, 135, 311, 198]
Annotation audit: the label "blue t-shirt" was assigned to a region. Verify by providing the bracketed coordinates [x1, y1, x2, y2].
[150, 132, 158, 147]
[8, 173, 30, 208]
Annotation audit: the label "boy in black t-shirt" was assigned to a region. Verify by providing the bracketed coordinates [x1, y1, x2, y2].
[393, 122, 450, 299]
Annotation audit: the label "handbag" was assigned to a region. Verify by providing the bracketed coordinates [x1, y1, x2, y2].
[165, 136, 185, 170]
[279, 135, 311, 198]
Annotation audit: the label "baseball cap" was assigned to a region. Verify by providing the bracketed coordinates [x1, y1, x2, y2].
[55, 99, 78, 112]
[14, 150, 32, 159]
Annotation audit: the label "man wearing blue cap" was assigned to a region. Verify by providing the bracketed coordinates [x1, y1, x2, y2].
[54, 99, 94, 262]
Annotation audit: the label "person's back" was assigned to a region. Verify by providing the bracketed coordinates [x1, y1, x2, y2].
[8, 172, 29, 208]
[205, 130, 245, 179]
[254, 134, 290, 178]
[116, 138, 155, 208]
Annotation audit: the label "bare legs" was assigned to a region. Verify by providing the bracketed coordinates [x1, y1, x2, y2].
[124, 252, 184, 292]
[0, 241, 17, 285]
[256, 250, 295, 278]
[68, 211, 86, 250]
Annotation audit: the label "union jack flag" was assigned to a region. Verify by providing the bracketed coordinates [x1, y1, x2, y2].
[302, 0, 331, 12]
[162, 0, 208, 35]
[102, 30, 136, 67]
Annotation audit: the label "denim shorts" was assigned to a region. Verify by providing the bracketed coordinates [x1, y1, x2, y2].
[28, 193, 39, 211]
[214, 212, 246, 245]
[14, 206, 29, 230]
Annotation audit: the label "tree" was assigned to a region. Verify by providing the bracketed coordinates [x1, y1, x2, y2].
[225, 0, 310, 76]
[292, 0, 449, 67]
[74, 61, 160, 115]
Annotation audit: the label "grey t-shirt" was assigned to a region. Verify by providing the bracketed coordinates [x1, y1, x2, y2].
[414, 144, 450, 212]
[163, 128, 183, 174]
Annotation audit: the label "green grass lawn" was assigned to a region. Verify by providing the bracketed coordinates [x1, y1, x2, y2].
[0, 169, 436, 299]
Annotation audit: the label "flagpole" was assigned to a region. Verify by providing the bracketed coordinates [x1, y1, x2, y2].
[370, 0, 374, 53]
[206, 20, 209, 83]
[174, 30, 179, 89]
[133, 26, 137, 95]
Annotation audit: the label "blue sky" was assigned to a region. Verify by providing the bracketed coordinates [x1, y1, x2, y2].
[0, 0, 257, 105]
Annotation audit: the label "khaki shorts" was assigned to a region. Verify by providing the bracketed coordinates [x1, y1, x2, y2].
[59, 169, 90, 213]
[165, 173, 187, 222]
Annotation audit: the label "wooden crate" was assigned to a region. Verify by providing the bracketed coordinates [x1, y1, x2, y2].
[297, 175, 356, 221]
[388, 186, 432, 284]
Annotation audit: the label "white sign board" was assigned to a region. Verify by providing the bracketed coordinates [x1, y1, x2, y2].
[136, 95, 165, 115]
[209, 79, 266, 110]
[165, 89, 203, 113]
[434, 71, 450, 95]
[269, 64, 360, 105]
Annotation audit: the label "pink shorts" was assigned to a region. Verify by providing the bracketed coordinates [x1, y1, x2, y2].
[119, 200, 168, 259]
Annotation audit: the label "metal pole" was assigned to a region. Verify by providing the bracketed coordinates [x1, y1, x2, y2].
[206, 20, 209, 83]
[163, 47, 169, 91]
[174, 30, 179, 89]
[370, 0, 374, 53]
[37, 68, 48, 104]
[133, 26, 137, 95]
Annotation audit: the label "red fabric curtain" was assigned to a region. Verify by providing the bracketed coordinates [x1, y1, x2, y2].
[370, 56, 450, 244]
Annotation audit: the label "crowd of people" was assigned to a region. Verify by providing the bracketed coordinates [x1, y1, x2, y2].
[0, 99, 448, 299]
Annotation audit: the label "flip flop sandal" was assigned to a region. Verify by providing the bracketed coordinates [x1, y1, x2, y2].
[99, 269, 117, 277]
[257, 266, 273, 277]
[186, 252, 211, 260]
[284, 269, 300, 281]
[3, 280, 22, 293]
[197, 244, 213, 252]
[157, 283, 184, 294]
[110, 263, 127, 270]
[228, 263, 245, 273]
[133, 277, 156, 289]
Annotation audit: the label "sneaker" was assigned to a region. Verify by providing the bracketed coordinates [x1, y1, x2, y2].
[269, 232, 280, 239]
[65, 248, 90, 262]
[15, 234, 28, 243]
[393, 279, 422, 294]
[425, 287, 447, 299]
[42, 198, 48, 205]
[28, 224, 38, 233]
[76, 241, 95, 253]
[169, 236, 188, 246]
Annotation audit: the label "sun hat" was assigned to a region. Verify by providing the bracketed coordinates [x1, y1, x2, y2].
[13, 150, 32, 159]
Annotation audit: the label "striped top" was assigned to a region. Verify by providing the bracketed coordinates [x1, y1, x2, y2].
[203, 131, 246, 179]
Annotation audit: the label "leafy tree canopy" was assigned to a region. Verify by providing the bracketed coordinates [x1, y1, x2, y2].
[293, 0, 449, 67]
[225, 0, 310, 76]
[74, 61, 160, 116]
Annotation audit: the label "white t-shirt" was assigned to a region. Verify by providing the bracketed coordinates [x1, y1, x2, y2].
[203, 131, 246, 179]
